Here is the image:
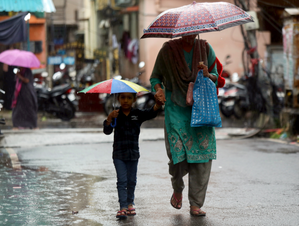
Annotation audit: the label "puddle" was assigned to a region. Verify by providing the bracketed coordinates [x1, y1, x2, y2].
[0, 150, 104, 225]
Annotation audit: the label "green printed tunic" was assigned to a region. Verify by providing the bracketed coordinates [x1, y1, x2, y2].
[150, 42, 218, 165]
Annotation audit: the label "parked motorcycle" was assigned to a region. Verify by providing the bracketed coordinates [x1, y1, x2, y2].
[232, 69, 284, 120]
[102, 62, 157, 116]
[51, 64, 78, 110]
[34, 83, 76, 121]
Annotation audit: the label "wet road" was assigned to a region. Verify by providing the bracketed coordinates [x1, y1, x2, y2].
[1, 138, 299, 225]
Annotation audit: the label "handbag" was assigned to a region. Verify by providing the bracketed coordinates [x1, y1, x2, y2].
[191, 70, 222, 127]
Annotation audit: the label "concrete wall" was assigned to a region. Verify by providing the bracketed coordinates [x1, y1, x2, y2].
[52, 0, 84, 25]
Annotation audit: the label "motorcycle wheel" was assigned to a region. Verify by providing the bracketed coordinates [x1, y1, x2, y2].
[219, 102, 234, 118]
[57, 98, 75, 121]
[233, 99, 246, 119]
[104, 94, 120, 116]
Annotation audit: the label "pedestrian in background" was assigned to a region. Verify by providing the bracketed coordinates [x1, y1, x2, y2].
[151, 34, 219, 216]
[11, 67, 38, 130]
[103, 92, 161, 219]
[2, 63, 16, 110]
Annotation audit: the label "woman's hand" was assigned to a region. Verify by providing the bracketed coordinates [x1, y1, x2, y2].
[16, 71, 29, 83]
[197, 63, 217, 82]
[155, 88, 166, 105]
[197, 63, 209, 78]
[106, 109, 119, 125]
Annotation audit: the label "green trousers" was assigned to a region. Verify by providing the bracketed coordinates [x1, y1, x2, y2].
[165, 128, 212, 208]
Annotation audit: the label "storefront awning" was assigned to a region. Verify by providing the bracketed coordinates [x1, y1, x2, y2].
[0, 0, 56, 13]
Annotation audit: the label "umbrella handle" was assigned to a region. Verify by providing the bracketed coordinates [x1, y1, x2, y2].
[110, 118, 117, 128]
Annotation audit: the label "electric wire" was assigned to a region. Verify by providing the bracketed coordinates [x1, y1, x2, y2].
[256, 0, 297, 8]
[251, 1, 283, 34]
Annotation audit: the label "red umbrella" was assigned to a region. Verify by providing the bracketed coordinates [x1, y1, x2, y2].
[141, 1, 253, 39]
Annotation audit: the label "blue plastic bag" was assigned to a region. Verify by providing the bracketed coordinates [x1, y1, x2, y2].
[191, 70, 222, 127]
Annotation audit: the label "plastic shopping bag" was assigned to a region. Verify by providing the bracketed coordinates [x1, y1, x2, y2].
[191, 70, 222, 127]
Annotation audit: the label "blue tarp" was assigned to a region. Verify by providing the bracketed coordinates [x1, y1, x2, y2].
[0, 12, 28, 45]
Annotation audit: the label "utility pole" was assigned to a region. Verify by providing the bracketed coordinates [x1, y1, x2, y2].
[106, 0, 114, 80]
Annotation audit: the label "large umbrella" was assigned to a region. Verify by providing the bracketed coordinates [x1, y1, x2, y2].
[0, 49, 40, 68]
[78, 78, 149, 127]
[141, 1, 253, 39]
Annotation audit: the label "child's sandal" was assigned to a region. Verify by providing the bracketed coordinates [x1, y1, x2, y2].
[127, 207, 136, 216]
[116, 210, 127, 219]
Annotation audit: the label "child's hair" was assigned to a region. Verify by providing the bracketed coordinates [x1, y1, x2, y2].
[117, 93, 137, 99]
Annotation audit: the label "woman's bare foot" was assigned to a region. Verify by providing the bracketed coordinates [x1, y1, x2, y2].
[170, 192, 182, 209]
[12, 127, 19, 131]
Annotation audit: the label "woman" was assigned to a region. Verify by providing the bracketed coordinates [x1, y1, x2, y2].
[11, 67, 38, 130]
[151, 34, 218, 216]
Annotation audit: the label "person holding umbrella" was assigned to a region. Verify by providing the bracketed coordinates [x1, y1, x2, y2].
[11, 66, 38, 130]
[151, 34, 217, 217]
[0, 49, 40, 130]
[79, 78, 162, 219]
[103, 92, 162, 219]
[143, 1, 254, 217]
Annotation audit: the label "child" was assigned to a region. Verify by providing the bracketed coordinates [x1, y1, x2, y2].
[103, 92, 162, 219]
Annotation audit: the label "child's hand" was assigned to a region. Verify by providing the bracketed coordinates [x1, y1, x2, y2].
[108, 109, 119, 120]
[155, 89, 166, 105]
[106, 109, 119, 125]
[153, 103, 162, 111]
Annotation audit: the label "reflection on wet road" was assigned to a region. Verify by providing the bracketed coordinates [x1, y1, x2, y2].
[0, 149, 103, 226]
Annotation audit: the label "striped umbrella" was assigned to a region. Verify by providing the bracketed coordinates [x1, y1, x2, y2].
[78, 78, 149, 94]
[78, 79, 149, 127]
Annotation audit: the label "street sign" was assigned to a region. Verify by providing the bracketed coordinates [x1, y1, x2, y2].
[48, 56, 62, 65]
[63, 57, 75, 65]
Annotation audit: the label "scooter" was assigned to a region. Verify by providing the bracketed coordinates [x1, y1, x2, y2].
[35, 83, 76, 121]
[217, 55, 236, 118]
[219, 83, 239, 118]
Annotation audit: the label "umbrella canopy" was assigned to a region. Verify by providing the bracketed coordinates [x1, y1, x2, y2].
[141, 1, 254, 39]
[78, 78, 149, 94]
[0, 49, 40, 68]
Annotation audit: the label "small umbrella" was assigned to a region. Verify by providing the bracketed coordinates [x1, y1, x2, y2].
[79, 78, 149, 94]
[78, 78, 149, 127]
[0, 49, 40, 68]
[141, 1, 254, 39]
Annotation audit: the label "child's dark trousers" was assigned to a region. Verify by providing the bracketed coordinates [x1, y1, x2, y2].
[113, 159, 138, 210]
